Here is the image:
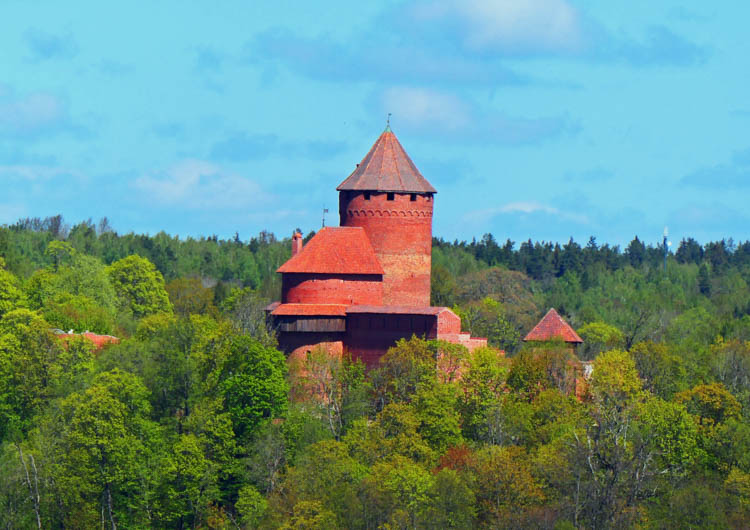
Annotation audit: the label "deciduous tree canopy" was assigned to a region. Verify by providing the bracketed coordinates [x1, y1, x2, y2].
[0, 217, 749, 527]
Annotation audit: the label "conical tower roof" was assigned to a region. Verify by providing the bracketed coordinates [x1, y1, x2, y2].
[337, 128, 437, 194]
[523, 308, 583, 344]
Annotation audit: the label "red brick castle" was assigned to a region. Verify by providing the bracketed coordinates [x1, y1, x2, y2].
[268, 127, 487, 366]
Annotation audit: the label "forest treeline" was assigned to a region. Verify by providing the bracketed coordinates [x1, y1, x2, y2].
[1, 215, 750, 528]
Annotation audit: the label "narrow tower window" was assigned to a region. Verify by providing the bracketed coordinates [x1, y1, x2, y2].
[410, 193, 417, 201]
[364, 192, 371, 200]
[387, 192, 395, 201]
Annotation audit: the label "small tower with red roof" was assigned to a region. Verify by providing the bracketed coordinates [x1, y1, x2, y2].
[337, 126, 436, 307]
[523, 308, 583, 346]
[524, 308, 589, 399]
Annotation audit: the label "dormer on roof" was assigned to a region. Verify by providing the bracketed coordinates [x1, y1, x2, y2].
[524, 308, 583, 344]
[337, 128, 436, 194]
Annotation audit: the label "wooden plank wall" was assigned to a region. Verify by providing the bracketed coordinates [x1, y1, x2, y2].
[276, 316, 346, 332]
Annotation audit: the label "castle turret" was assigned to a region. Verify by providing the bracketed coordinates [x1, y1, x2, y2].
[337, 128, 436, 307]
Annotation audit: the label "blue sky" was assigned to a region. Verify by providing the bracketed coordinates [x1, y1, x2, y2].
[1, 1, 748, 247]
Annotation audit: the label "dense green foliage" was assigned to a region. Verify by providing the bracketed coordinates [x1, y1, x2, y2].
[1, 216, 750, 527]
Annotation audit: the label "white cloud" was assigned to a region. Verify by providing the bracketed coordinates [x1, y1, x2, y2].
[465, 201, 589, 224]
[0, 91, 66, 136]
[381, 87, 572, 144]
[0, 164, 82, 180]
[410, 0, 582, 53]
[134, 159, 271, 210]
[381, 87, 472, 132]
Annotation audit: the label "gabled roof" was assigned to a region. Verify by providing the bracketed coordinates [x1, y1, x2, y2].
[337, 129, 437, 194]
[523, 308, 583, 344]
[277, 227, 384, 275]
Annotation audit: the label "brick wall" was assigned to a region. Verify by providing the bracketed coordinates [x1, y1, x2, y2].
[435, 309, 461, 335]
[339, 191, 433, 307]
[278, 331, 345, 365]
[282, 273, 383, 305]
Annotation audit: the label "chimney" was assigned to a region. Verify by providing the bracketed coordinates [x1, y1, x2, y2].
[291, 231, 303, 256]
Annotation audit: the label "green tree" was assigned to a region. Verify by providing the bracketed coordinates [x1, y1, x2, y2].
[275, 440, 367, 529]
[156, 433, 219, 527]
[41, 293, 116, 334]
[469, 445, 544, 527]
[665, 305, 720, 349]
[626, 236, 646, 267]
[220, 287, 277, 347]
[220, 334, 288, 443]
[454, 297, 520, 351]
[53, 254, 118, 317]
[634, 396, 702, 475]
[458, 346, 509, 441]
[0, 259, 26, 318]
[698, 263, 711, 295]
[107, 254, 172, 318]
[380, 456, 433, 529]
[292, 349, 369, 440]
[413, 380, 463, 454]
[369, 337, 438, 409]
[431, 263, 457, 306]
[676, 382, 742, 466]
[453, 267, 540, 339]
[344, 403, 434, 466]
[507, 341, 577, 397]
[711, 339, 750, 408]
[647, 481, 729, 529]
[576, 321, 624, 360]
[48, 335, 96, 398]
[281, 500, 338, 530]
[56, 370, 158, 529]
[583, 268, 662, 349]
[44, 240, 76, 271]
[570, 350, 702, 528]
[356, 455, 434, 529]
[236, 484, 268, 528]
[0, 309, 58, 441]
[675, 382, 741, 432]
[166, 277, 217, 317]
[483, 395, 535, 446]
[423, 468, 476, 529]
[527, 388, 582, 447]
[726, 467, 750, 521]
[590, 348, 643, 405]
[630, 341, 687, 399]
[24, 268, 55, 310]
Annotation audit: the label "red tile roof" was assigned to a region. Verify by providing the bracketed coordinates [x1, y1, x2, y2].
[271, 303, 348, 316]
[523, 308, 583, 343]
[337, 129, 437, 194]
[346, 305, 448, 315]
[277, 227, 384, 275]
[54, 330, 120, 350]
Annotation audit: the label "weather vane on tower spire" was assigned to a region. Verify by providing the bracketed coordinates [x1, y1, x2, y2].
[386, 113, 392, 132]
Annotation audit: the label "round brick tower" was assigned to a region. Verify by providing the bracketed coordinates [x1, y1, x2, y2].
[337, 128, 436, 307]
